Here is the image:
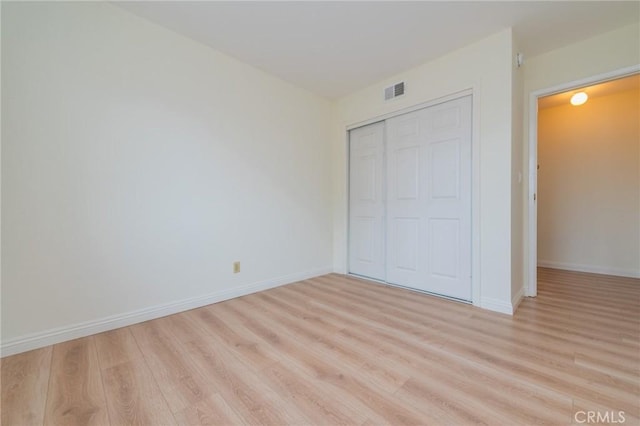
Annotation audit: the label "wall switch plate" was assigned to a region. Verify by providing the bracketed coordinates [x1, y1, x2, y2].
[233, 261, 241, 274]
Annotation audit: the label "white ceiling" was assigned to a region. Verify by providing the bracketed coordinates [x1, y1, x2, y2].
[115, 1, 640, 99]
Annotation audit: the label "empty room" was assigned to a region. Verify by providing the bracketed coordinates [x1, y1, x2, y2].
[1, 2, 639, 425]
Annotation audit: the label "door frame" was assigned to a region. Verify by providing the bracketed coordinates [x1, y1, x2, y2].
[526, 64, 640, 297]
[346, 88, 480, 305]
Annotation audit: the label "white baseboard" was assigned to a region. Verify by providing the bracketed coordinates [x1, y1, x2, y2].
[511, 286, 525, 312]
[537, 260, 640, 279]
[480, 297, 515, 315]
[1, 266, 333, 357]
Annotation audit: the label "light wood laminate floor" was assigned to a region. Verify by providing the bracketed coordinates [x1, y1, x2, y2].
[2, 268, 639, 425]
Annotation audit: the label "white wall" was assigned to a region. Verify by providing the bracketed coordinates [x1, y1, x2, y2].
[511, 37, 525, 308]
[1, 2, 333, 354]
[523, 22, 640, 290]
[333, 29, 517, 314]
[537, 89, 639, 277]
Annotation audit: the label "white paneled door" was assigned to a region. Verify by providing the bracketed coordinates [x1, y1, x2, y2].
[348, 96, 472, 301]
[348, 122, 386, 281]
[386, 96, 472, 300]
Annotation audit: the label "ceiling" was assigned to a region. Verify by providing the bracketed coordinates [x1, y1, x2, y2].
[114, 1, 640, 99]
[538, 73, 640, 109]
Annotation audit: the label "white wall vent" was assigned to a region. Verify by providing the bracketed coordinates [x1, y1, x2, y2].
[384, 81, 405, 100]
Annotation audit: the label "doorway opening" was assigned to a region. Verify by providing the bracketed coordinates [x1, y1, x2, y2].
[527, 66, 640, 296]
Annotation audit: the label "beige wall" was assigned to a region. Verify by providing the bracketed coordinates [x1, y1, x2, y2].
[537, 89, 640, 277]
[2, 2, 333, 354]
[523, 22, 640, 289]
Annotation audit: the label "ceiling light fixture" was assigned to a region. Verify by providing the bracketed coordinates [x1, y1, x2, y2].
[570, 92, 588, 106]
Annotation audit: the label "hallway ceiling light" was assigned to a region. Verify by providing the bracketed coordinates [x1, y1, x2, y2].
[570, 92, 588, 106]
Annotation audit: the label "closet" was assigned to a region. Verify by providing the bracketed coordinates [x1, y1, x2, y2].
[348, 95, 472, 301]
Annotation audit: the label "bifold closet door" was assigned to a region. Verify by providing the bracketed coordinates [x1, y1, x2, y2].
[348, 122, 385, 281]
[386, 96, 472, 301]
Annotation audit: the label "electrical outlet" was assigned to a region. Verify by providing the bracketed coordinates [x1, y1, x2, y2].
[233, 261, 241, 274]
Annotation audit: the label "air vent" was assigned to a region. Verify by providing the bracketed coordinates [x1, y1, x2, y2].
[384, 81, 405, 101]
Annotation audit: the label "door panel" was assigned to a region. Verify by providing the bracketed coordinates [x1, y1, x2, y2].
[354, 154, 376, 201]
[348, 122, 385, 281]
[393, 218, 419, 271]
[352, 217, 375, 263]
[386, 96, 472, 300]
[429, 218, 459, 278]
[395, 146, 420, 200]
[385, 116, 421, 287]
[430, 139, 459, 199]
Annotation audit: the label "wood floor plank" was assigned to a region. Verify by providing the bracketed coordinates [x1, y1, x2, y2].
[2, 268, 638, 425]
[188, 306, 280, 371]
[182, 337, 312, 425]
[227, 298, 436, 424]
[223, 295, 410, 394]
[275, 287, 574, 423]
[44, 337, 109, 426]
[259, 361, 363, 426]
[129, 320, 217, 414]
[101, 357, 176, 425]
[204, 301, 374, 424]
[219, 299, 411, 424]
[303, 274, 639, 406]
[236, 294, 412, 394]
[1, 346, 52, 426]
[284, 278, 600, 422]
[173, 393, 245, 426]
[333, 318, 573, 423]
[94, 327, 144, 370]
[144, 313, 276, 425]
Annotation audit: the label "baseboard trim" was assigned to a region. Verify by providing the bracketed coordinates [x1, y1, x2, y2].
[537, 260, 640, 279]
[511, 286, 525, 313]
[1, 266, 333, 357]
[480, 297, 515, 315]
